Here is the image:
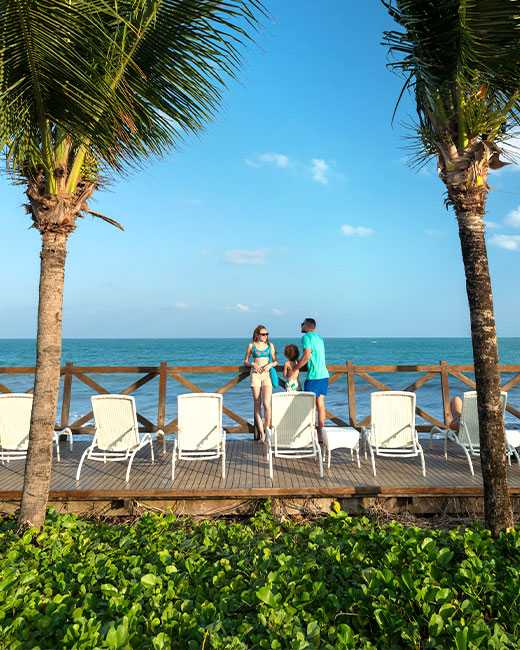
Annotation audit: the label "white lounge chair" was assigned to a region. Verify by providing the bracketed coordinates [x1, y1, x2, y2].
[76, 395, 155, 482]
[438, 391, 519, 476]
[172, 393, 226, 481]
[0, 393, 72, 463]
[266, 392, 323, 481]
[364, 391, 426, 477]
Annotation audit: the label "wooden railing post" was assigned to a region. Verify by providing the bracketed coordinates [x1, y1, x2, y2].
[157, 362, 167, 441]
[440, 360, 451, 427]
[346, 360, 357, 427]
[60, 362, 73, 430]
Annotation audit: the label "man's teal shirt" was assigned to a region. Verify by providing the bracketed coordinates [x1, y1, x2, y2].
[302, 332, 329, 380]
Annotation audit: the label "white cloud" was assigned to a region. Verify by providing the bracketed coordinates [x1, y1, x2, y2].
[175, 301, 189, 310]
[311, 158, 329, 184]
[272, 308, 285, 316]
[245, 152, 289, 169]
[236, 303, 250, 312]
[485, 220, 501, 230]
[224, 249, 267, 265]
[490, 234, 520, 251]
[425, 228, 443, 237]
[340, 224, 375, 237]
[505, 206, 520, 228]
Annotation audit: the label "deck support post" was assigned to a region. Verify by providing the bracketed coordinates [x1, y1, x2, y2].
[157, 361, 168, 447]
[346, 361, 357, 428]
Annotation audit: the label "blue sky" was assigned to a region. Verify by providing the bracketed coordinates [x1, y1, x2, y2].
[2, 1, 520, 338]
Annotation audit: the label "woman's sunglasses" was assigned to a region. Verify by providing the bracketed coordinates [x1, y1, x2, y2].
[259, 332, 269, 336]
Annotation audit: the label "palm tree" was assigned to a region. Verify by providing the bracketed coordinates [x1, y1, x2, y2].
[0, 0, 261, 529]
[382, 0, 520, 535]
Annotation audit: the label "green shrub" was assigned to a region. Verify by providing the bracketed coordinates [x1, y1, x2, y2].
[1, 506, 519, 648]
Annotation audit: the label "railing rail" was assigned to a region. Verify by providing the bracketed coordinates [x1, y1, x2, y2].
[1, 361, 519, 439]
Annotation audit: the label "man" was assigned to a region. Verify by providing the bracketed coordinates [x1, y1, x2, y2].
[292, 317, 329, 440]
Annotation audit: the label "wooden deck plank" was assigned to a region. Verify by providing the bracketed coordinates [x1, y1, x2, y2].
[2, 439, 520, 500]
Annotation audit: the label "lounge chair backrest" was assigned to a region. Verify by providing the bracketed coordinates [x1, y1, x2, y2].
[178, 393, 223, 451]
[370, 391, 416, 449]
[271, 392, 316, 448]
[91, 395, 140, 451]
[460, 391, 507, 447]
[0, 394, 32, 450]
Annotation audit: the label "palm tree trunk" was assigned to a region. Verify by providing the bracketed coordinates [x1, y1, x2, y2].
[18, 229, 68, 529]
[455, 201, 513, 536]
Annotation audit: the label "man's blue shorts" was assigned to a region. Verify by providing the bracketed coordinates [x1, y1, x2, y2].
[304, 378, 329, 398]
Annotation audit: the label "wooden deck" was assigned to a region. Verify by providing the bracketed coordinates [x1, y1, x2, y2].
[2, 439, 520, 505]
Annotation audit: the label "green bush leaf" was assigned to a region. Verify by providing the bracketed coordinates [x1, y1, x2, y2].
[140, 573, 158, 588]
[256, 586, 277, 607]
[429, 613, 444, 637]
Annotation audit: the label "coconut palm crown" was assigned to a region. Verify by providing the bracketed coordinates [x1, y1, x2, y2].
[382, 0, 520, 535]
[0, 0, 262, 528]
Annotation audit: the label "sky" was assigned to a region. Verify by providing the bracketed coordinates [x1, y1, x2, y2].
[1, 1, 520, 339]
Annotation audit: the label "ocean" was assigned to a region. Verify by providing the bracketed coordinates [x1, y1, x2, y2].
[1, 338, 520, 434]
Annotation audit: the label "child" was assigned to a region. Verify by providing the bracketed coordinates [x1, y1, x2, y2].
[283, 344, 301, 392]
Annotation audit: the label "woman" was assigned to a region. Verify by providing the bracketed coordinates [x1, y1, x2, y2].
[243, 324, 278, 441]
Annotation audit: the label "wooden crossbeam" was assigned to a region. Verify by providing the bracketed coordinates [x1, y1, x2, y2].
[325, 410, 348, 426]
[448, 369, 520, 420]
[0, 383, 33, 394]
[166, 371, 254, 434]
[356, 370, 442, 428]
[501, 372, 520, 393]
[69, 371, 158, 431]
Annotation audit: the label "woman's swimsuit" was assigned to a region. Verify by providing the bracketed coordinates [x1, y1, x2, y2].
[250, 344, 272, 386]
[251, 344, 271, 362]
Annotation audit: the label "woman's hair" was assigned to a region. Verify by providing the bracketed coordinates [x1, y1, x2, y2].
[252, 324, 269, 342]
[284, 344, 299, 361]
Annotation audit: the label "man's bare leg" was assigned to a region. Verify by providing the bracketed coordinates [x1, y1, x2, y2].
[316, 395, 326, 442]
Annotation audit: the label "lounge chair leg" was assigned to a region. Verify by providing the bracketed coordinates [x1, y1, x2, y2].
[171, 440, 177, 482]
[126, 449, 139, 482]
[149, 435, 155, 464]
[268, 450, 273, 482]
[62, 427, 73, 450]
[54, 436, 61, 463]
[462, 446, 475, 477]
[419, 447, 426, 477]
[76, 446, 92, 481]
[317, 445, 324, 478]
[221, 449, 226, 480]
[369, 445, 376, 477]
[356, 445, 360, 469]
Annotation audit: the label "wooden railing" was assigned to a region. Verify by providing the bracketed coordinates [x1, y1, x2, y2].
[1, 361, 519, 439]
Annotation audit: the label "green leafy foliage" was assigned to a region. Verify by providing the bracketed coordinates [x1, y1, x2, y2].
[1, 507, 519, 648]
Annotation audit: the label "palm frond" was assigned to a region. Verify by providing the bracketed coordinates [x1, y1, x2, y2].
[382, 0, 520, 160]
[0, 0, 264, 185]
